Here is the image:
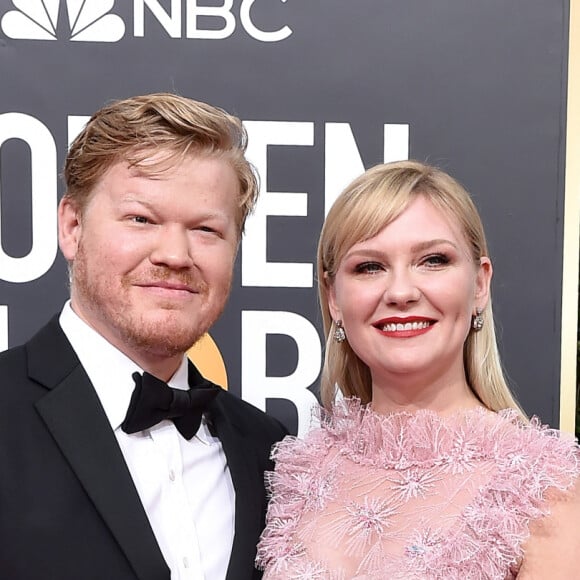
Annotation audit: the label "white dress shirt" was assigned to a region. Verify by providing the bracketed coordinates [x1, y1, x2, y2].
[59, 302, 235, 580]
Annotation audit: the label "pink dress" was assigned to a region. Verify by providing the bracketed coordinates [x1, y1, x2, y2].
[256, 400, 580, 579]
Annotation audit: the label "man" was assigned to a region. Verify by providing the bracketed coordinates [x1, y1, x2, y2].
[0, 93, 287, 580]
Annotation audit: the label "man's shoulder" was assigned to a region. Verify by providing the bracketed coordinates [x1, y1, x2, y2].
[214, 389, 288, 440]
[0, 341, 27, 371]
[0, 339, 40, 411]
[0, 314, 76, 386]
[0, 315, 64, 356]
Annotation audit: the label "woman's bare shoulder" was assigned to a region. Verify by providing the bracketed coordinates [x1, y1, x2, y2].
[518, 477, 580, 578]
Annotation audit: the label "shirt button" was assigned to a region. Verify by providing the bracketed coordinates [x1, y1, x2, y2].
[183, 557, 189, 568]
[169, 469, 176, 482]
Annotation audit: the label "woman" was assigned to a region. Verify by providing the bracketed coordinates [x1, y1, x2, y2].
[256, 161, 580, 578]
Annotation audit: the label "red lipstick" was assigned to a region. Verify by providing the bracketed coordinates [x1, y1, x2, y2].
[373, 316, 435, 338]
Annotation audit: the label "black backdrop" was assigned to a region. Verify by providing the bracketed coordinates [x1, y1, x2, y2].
[0, 0, 573, 435]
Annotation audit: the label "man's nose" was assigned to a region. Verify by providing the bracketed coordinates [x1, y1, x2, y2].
[149, 225, 194, 269]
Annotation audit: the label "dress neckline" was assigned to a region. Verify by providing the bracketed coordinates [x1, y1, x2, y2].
[319, 399, 538, 470]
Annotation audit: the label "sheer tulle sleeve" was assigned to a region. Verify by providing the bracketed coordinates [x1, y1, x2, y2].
[256, 420, 336, 576]
[256, 401, 580, 580]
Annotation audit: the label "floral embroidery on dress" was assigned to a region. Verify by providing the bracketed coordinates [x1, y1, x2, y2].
[257, 399, 580, 580]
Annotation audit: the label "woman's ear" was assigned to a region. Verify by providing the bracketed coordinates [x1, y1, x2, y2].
[326, 273, 342, 322]
[475, 256, 493, 309]
[58, 197, 82, 261]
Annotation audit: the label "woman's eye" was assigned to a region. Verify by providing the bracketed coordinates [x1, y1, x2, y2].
[423, 253, 450, 267]
[131, 215, 149, 224]
[355, 262, 383, 274]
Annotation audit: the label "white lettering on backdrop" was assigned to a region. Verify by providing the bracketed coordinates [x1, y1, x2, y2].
[0, 113, 58, 283]
[133, 0, 293, 42]
[0, 113, 409, 434]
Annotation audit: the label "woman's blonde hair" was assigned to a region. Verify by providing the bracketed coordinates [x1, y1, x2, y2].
[317, 160, 524, 415]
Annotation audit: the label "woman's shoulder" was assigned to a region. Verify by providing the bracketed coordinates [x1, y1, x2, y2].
[268, 404, 338, 469]
[265, 400, 368, 494]
[491, 410, 580, 483]
[517, 467, 580, 576]
[474, 411, 580, 576]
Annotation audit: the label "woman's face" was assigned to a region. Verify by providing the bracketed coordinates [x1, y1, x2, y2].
[328, 195, 491, 393]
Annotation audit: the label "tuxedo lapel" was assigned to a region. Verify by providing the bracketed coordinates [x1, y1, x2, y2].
[211, 402, 263, 580]
[28, 318, 169, 580]
[188, 364, 263, 580]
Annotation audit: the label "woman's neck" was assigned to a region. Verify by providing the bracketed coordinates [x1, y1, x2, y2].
[369, 371, 484, 416]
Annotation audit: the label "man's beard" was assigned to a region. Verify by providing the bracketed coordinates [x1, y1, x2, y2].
[71, 242, 224, 359]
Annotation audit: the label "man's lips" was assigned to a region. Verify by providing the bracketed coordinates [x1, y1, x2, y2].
[135, 281, 196, 294]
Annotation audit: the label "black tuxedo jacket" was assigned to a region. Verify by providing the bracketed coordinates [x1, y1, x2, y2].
[0, 316, 288, 580]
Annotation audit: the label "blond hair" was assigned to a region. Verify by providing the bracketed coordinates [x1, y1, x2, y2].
[63, 93, 258, 234]
[318, 160, 524, 416]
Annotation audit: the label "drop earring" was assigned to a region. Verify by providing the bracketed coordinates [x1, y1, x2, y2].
[472, 307, 484, 331]
[333, 320, 346, 343]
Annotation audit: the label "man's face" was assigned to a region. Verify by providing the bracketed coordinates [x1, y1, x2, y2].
[59, 153, 239, 368]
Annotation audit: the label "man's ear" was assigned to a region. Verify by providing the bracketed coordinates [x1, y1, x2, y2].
[475, 256, 493, 309]
[58, 196, 82, 261]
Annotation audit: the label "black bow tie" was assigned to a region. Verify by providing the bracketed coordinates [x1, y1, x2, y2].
[121, 371, 219, 440]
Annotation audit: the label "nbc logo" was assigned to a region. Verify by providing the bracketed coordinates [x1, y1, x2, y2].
[1, 0, 125, 42]
[2, 0, 292, 44]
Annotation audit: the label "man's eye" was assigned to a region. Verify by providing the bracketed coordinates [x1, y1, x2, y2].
[195, 225, 223, 237]
[131, 216, 149, 224]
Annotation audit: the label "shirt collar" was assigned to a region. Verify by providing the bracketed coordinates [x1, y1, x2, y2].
[59, 301, 190, 431]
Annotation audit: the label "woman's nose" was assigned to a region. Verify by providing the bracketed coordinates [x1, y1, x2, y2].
[382, 268, 421, 306]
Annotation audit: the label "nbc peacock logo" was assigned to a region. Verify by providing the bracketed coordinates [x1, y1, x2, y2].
[1, 0, 125, 42]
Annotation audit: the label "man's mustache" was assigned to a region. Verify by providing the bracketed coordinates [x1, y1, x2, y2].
[125, 268, 208, 293]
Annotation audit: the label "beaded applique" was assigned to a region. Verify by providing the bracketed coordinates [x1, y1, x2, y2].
[257, 400, 579, 579]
